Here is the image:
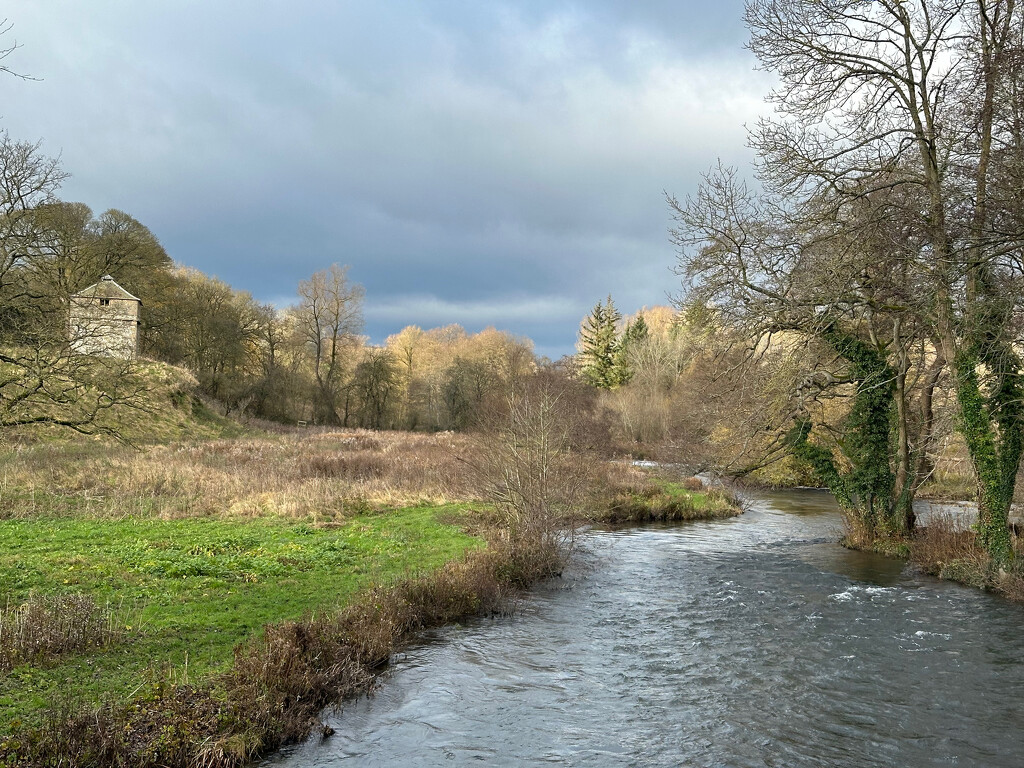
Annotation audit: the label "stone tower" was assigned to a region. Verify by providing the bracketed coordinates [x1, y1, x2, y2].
[69, 275, 142, 360]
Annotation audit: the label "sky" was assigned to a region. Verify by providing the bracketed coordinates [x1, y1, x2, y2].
[1, 1, 770, 359]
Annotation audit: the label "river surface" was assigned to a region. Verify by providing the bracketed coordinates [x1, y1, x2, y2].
[263, 489, 1024, 767]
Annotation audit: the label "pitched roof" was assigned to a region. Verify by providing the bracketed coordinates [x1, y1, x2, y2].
[72, 275, 141, 302]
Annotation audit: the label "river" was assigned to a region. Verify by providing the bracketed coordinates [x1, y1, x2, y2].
[263, 489, 1024, 767]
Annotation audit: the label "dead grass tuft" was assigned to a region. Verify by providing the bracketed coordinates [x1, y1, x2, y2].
[909, 514, 983, 576]
[906, 513, 1024, 597]
[682, 476, 705, 491]
[0, 594, 139, 673]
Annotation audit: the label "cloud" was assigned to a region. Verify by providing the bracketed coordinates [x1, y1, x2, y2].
[367, 292, 578, 329]
[1, 0, 769, 356]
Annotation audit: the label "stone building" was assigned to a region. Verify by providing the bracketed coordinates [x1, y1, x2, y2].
[69, 275, 141, 360]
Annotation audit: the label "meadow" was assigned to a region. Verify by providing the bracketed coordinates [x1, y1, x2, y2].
[0, 425, 738, 765]
[0, 433, 486, 743]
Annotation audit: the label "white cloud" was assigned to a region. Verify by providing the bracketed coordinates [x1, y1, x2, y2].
[365, 294, 581, 328]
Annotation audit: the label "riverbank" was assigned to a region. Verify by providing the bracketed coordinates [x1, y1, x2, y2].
[731, 464, 1024, 601]
[0, 431, 740, 766]
[0, 430, 492, 764]
[0, 526, 560, 767]
[0, 506, 482, 729]
[838, 502, 1024, 602]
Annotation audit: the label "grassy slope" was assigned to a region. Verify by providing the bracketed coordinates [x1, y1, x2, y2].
[1, 359, 249, 447]
[0, 502, 481, 733]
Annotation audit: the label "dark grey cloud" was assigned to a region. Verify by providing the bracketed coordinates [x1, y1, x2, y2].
[2, 1, 770, 356]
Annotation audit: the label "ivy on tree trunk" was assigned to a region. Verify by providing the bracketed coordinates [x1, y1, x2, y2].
[786, 322, 910, 540]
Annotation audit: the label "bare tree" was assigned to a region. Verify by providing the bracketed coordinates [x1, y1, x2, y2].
[671, 163, 945, 537]
[351, 347, 399, 429]
[0, 133, 66, 308]
[0, 19, 34, 81]
[467, 367, 605, 544]
[293, 264, 364, 425]
[22, 203, 169, 313]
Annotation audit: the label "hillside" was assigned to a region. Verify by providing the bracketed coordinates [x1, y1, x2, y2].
[0, 358, 247, 446]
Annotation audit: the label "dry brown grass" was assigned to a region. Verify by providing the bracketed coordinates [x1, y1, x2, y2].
[908, 512, 1024, 597]
[682, 476, 705, 491]
[0, 429, 482, 521]
[909, 514, 990, 588]
[838, 514, 880, 553]
[0, 594, 140, 673]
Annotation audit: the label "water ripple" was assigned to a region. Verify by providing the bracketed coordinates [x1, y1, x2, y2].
[263, 490, 1024, 768]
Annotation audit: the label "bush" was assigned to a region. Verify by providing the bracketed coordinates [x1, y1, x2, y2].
[466, 367, 609, 542]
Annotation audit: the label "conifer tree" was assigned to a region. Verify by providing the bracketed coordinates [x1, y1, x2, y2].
[613, 313, 649, 385]
[578, 296, 621, 388]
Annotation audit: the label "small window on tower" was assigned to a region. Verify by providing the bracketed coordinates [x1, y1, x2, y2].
[100, 299, 110, 306]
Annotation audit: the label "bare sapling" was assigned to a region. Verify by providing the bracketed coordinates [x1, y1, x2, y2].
[465, 367, 608, 557]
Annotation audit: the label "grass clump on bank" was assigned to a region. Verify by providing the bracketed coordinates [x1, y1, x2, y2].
[594, 467, 743, 524]
[0, 594, 138, 674]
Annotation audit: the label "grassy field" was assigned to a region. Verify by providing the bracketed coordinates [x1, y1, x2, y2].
[0, 428, 490, 737]
[0, 506, 481, 732]
[1, 429, 478, 519]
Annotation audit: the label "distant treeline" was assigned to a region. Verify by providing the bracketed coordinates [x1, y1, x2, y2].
[0, 131, 538, 431]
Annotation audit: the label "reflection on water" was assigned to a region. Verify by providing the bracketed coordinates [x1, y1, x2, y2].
[263, 489, 1024, 768]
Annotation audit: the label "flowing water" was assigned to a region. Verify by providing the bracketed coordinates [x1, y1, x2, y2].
[263, 490, 1024, 767]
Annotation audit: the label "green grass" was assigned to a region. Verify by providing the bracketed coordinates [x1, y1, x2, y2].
[0, 505, 482, 732]
[598, 478, 742, 524]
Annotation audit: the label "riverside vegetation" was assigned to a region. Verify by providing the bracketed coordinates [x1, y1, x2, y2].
[0, 364, 741, 767]
[626, 0, 1024, 602]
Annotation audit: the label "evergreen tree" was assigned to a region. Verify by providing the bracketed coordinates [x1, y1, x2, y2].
[578, 296, 620, 388]
[613, 313, 649, 385]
